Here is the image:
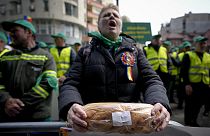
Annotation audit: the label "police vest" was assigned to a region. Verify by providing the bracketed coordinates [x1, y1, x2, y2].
[144, 46, 168, 73]
[170, 52, 178, 76]
[187, 51, 210, 85]
[50, 47, 71, 77]
[178, 52, 185, 62]
[177, 52, 185, 74]
[178, 52, 186, 82]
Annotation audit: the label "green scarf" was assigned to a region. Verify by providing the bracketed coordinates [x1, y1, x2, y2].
[88, 31, 122, 50]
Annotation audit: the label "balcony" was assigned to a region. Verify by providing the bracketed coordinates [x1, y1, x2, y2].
[87, 0, 103, 9]
[87, 11, 98, 19]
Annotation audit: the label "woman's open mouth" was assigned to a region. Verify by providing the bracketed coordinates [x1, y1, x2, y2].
[109, 20, 116, 28]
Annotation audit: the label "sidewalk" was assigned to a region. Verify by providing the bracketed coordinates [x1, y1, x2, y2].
[170, 103, 210, 127]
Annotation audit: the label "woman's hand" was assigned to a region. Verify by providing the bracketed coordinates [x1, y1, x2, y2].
[151, 103, 170, 132]
[67, 103, 88, 132]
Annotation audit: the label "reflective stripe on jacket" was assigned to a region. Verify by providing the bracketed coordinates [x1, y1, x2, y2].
[0, 47, 57, 121]
[187, 51, 210, 84]
[0, 52, 56, 98]
[0, 48, 10, 57]
[144, 46, 168, 73]
[50, 47, 71, 77]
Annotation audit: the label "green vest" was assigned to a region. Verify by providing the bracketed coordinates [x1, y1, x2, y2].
[144, 46, 168, 73]
[187, 51, 210, 85]
[50, 47, 71, 77]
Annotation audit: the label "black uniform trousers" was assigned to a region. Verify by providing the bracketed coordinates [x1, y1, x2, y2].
[184, 83, 209, 126]
[156, 69, 169, 93]
[177, 80, 185, 109]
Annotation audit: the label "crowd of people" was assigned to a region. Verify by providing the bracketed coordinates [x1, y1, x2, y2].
[143, 33, 210, 127]
[0, 3, 209, 135]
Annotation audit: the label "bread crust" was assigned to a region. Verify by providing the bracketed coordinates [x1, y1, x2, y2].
[83, 103, 160, 134]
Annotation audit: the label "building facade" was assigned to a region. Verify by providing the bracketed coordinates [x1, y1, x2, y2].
[83, 0, 113, 42]
[160, 12, 210, 46]
[0, 0, 87, 45]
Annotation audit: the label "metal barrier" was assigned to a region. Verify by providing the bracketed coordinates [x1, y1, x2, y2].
[0, 121, 210, 136]
[0, 121, 67, 133]
[0, 121, 182, 133]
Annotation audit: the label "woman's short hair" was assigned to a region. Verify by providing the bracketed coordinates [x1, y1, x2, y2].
[98, 4, 119, 23]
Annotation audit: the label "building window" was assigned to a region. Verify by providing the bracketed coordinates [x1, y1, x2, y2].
[29, 0, 35, 12]
[84, 0, 87, 9]
[10, 0, 22, 15]
[17, 2, 21, 13]
[29, 5, 35, 12]
[0, 4, 6, 15]
[84, 13, 87, 22]
[74, 26, 79, 38]
[65, 24, 74, 37]
[87, 18, 92, 24]
[40, 21, 47, 34]
[36, 20, 51, 34]
[92, 6, 101, 15]
[95, 0, 102, 4]
[43, 0, 49, 12]
[64, 2, 78, 17]
[48, 22, 52, 34]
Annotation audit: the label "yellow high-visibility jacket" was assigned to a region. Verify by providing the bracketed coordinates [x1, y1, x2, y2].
[50, 47, 71, 77]
[144, 46, 168, 73]
[187, 51, 210, 85]
[170, 51, 178, 76]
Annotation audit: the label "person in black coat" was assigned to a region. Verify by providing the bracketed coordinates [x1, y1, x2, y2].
[59, 3, 171, 132]
[180, 36, 209, 127]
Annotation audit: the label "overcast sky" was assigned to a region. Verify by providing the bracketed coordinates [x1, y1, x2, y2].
[117, 0, 210, 35]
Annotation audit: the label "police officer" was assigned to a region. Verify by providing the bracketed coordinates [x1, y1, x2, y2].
[143, 35, 170, 90]
[164, 41, 178, 103]
[50, 33, 76, 86]
[176, 41, 191, 109]
[180, 36, 209, 126]
[38, 41, 49, 51]
[73, 41, 82, 54]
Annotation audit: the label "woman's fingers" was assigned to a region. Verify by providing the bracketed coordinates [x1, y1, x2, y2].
[152, 103, 170, 132]
[67, 103, 88, 131]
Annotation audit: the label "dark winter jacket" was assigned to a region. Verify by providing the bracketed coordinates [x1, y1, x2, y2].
[59, 35, 171, 120]
[0, 45, 57, 122]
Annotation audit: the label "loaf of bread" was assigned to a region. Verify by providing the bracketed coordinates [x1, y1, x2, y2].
[83, 103, 160, 134]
